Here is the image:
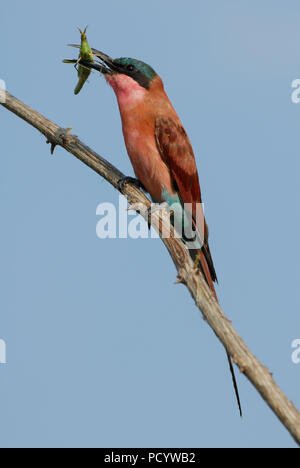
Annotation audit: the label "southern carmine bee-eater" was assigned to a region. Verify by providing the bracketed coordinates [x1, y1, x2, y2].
[71, 47, 242, 416]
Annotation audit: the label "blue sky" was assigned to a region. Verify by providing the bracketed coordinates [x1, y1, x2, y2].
[1, 0, 300, 448]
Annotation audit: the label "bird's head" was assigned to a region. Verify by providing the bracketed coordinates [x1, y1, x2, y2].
[79, 49, 161, 106]
[107, 57, 157, 90]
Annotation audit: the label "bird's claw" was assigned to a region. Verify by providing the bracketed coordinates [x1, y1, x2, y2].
[117, 176, 146, 192]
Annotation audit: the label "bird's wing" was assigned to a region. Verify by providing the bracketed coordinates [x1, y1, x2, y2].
[155, 117, 217, 282]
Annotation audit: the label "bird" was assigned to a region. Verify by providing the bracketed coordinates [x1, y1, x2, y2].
[75, 48, 242, 416]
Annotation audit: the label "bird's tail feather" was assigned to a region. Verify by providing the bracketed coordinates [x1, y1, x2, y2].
[226, 351, 243, 417]
[191, 248, 242, 417]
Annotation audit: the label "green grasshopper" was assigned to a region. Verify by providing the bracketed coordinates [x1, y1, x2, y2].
[63, 27, 94, 95]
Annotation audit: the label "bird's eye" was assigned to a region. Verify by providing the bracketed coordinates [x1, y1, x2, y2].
[127, 64, 135, 72]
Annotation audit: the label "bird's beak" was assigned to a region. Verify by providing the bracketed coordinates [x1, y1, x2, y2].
[91, 49, 115, 68]
[68, 45, 117, 75]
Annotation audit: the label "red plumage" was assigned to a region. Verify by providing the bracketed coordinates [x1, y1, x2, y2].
[155, 116, 218, 289]
[106, 71, 242, 416]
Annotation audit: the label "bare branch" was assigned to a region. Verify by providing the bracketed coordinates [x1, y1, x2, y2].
[2, 91, 300, 445]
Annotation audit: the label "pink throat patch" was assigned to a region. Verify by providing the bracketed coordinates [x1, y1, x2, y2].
[105, 74, 146, 109]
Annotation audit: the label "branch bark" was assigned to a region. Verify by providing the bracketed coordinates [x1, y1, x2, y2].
[2, 91, 300, 445]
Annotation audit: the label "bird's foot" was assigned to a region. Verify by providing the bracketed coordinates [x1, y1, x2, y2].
[47, 127, 78, 155]
[117, 176, 146, 192]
